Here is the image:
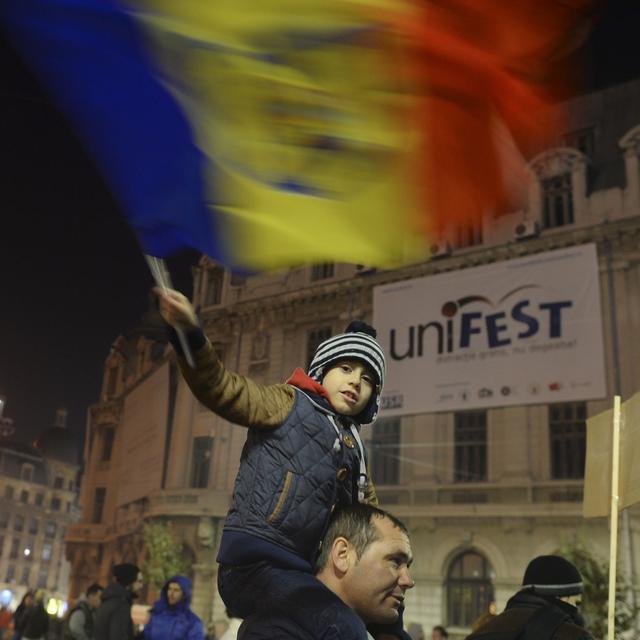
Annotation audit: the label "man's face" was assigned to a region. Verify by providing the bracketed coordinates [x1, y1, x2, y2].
[166, 582, 184, 607]
[432, 629, 445, 640]
[87, 591, 102, 610]
[322, 360, 374, 416]
[342, 516, 414, 624]
[129, 573, 144, 597]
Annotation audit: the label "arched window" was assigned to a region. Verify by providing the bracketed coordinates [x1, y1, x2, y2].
[446, 550, 495, 628]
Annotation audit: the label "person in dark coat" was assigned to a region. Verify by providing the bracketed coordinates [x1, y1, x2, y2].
[21, 590, 48, 640]
[95, 564, 143, 640]
[464, 555, 594, 640]
[143, 575, 204, 640]
[11, 592, 34, 640]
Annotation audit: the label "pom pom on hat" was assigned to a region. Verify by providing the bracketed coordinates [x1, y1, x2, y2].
[345, 320, 377, 338]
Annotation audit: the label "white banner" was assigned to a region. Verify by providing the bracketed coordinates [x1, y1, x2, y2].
[373, 244, 607, 416]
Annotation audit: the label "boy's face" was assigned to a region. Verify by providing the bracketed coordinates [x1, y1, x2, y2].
[322, 359, 375, 416]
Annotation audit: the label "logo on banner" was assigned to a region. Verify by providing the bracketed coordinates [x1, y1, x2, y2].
[388, 285, 573, 360]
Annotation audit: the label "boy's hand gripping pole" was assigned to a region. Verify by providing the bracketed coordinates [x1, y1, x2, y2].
[144, 255, 196, 368]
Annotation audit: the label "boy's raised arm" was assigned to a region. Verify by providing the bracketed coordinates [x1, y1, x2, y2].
[155, 288, 295, 429]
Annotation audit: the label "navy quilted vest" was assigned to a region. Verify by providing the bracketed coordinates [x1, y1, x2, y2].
[223, 389, 364, 563]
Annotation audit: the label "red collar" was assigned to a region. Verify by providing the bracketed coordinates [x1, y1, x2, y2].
[286, 368, 334, 407]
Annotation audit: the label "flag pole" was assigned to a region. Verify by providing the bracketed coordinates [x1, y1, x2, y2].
[144, 254, 195, 368]
[607, 395, 622, 640]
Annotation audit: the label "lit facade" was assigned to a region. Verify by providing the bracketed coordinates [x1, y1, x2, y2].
[68, 79, 640, 635]
[0, 407, 79, 610]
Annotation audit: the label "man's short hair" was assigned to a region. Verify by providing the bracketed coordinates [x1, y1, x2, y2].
[86, 584, 103, 597]
[316, 504, 408, 570]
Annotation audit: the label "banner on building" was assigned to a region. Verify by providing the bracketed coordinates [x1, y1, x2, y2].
[373, 244, 606, 416]
[117, 363, 169, 506]
[583, 392, 640, 518]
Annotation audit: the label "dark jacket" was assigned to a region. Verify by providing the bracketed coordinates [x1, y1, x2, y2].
[176, 335, 376, 569]
[465, 591, 594, 640]
[12, 603, 30, 636]
[143, 576, 204, 640]
[21, 604, 49, 639]
[63, 600, 94, 640]
[94, 582, 134, 640]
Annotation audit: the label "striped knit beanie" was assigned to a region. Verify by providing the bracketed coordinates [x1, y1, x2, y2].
[521, 556, 583, 596]
[308, 320, 386, 424]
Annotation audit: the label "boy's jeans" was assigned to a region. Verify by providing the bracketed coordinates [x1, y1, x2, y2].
[218, 561, 370, 639]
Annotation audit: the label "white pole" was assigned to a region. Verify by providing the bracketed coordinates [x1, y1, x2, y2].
[144, 254, 196, 368]
[607, 395, 622, 640]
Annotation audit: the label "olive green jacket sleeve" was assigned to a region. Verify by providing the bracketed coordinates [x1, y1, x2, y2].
[176, 337, 379, 504]
[176, 338, 296, 429]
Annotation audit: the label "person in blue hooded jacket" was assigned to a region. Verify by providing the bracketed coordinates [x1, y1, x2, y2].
[143, 576, 204, 640]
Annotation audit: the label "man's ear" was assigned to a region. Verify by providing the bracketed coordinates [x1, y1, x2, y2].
[330, 536, 352, 575]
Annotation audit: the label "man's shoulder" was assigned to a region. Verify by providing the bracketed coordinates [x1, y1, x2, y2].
[238, 611, 344, 640]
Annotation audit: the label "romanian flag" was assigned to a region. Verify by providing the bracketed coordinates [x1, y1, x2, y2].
[1, 0, 593, 270]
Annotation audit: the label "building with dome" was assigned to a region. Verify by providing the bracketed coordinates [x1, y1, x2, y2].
[0, 402, 80, 611]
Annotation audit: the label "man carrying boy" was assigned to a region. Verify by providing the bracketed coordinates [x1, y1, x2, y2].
[156, 288, 397, 639]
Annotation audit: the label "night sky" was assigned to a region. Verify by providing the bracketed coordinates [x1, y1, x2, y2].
[1, 1, 640, 448]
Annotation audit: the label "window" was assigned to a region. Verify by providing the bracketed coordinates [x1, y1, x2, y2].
[28, 519, 38, 535]
[92, 488, 106, 524]
[306, 327, 332, 369]
[371, 418, 400, 485]
[37, 568, 48, 588]
[53, 476, 64, 489]
[13, 515, 24, 532]
[42, 542, 53, 562]
[549, 402, 586, 479]
[190, 437, 213, 489]
[0, 512, 8, 528]
[205, 270, 223, 306]
[106, 366, 119, 397]
[455, 222, 483, 249]
[68, 480, 74, 491]
[20, 566, 31, 585]
[311, 262, 335, 282]
[563, 127, 594, 158]
[447, 551, 495, 628]
[5, 564, 15, 582]
[45, 522, 57, 538]
[35, 493, 44, 506]
[542, 173, 573, 228]
[20, 490, 29, 504]
[51, 497, 61, 511]
[101, 428, 115, 462]
[21, 464, 33, 482]
[454, 411, 487, 482]
[9, 538, 19, 559]
[4, 486, 14, 500]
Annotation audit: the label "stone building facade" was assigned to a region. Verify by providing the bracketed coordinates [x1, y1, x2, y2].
[68, 78, 640, 634]
[0, 405, 79, 610]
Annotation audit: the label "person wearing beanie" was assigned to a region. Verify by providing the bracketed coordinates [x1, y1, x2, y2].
[464, 555, 594, 640]
[95, 564, 143, 640]
[155, 288, 405, 640]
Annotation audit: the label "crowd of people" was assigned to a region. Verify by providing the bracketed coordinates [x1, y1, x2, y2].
[5, 288, 596, 640]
